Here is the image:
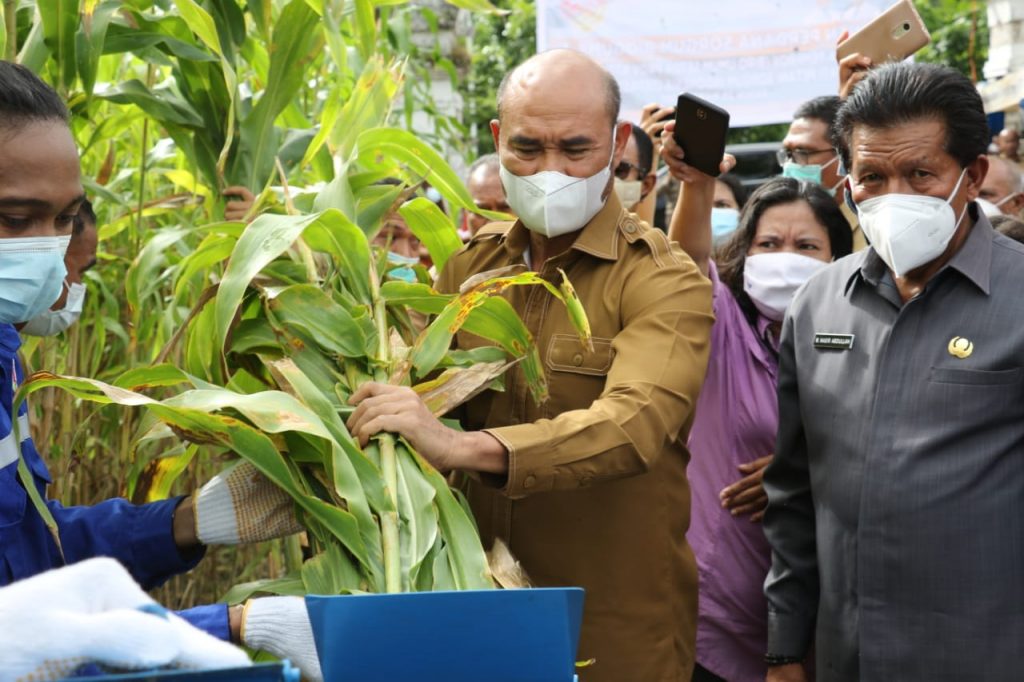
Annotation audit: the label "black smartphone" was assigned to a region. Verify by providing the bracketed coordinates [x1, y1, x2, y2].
[673, 93, 730, 177]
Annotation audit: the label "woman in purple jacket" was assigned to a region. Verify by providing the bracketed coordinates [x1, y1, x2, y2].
[662, 127, 853, 682]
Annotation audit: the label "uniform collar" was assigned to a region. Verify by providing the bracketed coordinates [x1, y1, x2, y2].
[845, 202, 993, 297]
[499, 190, 626, 263]
[0, 324, 20, 358]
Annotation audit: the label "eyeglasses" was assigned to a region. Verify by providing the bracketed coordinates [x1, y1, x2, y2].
[614, 160, 647, 179]
[776, 148, 837, 166]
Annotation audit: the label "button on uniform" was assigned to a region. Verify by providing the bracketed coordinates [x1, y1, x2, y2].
[572, 353, 584, 367]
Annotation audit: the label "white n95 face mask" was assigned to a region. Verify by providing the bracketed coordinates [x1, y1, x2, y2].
[855, 168, 968, 278]
[743, 252, 828, 321]
[613, 178, 643, 209]
[499, 132, 616, 238]
[21, 280, 86, 337]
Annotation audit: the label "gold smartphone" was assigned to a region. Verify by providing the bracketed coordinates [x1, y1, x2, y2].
[836, 0, 931, 64]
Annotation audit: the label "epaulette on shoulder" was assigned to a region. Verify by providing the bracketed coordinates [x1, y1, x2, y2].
[618, 214, 682, 269]
[469, 220, 515, 243]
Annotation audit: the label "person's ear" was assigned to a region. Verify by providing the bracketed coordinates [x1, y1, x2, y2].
[490, 120, 501, 153]
[641, 172, 656, 200]
[613, 121, 632, 166]
[964, 155, 989, 202]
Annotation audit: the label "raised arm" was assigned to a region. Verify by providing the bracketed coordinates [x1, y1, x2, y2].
[660, 121, 734, 277]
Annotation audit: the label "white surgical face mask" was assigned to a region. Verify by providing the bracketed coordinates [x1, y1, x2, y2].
[613, 178, 643, 210]
[743, 252, 828, 321]
[855, 168, 968, 278]
[499, 132, 616, 238]
[21, 280, 86, 337]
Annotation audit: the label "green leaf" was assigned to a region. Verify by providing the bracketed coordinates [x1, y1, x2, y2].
[411, 451, 492, 590]
[302, 542, 365, 594]
[267, 284, 368, 358]
[215, 211, 337, 353]
[76, 0, 118, 97]
[353, 0, 377, 60]
[444, 0, 504, 11]
[398, 197, 463, 274]
[330, 58, 403, 160]
[239, 0, 322, 190]
[358, 127, 506, 221]
[395, 442, 438, 589]
[174, 0, 222, 58]
[39, 0, 79, 90]
[302, 211, 374, 307]
[100, 80, 205, 127]
[223, 575, 306, 604]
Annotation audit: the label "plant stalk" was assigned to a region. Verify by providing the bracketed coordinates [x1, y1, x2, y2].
[369, 257, 402, 593]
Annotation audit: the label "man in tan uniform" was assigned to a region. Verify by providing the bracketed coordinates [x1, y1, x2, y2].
[348, 50, 713, 682]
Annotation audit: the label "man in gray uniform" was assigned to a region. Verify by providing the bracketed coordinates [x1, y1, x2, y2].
[763, 61, 1024, 682]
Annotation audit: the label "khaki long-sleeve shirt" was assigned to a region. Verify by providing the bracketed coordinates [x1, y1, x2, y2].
[436, 194, 713, 682]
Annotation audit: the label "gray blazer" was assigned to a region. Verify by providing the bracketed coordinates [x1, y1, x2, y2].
[763, 212, 1024, 681]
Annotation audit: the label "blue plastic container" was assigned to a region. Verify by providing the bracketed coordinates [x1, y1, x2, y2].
[66, 662, 299, 682]
[306, 587, 585, 682]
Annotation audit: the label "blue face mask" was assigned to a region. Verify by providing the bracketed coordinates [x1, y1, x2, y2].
[711, 207, 740, 240]
[387, 251, 420, 283]
[0, 236, 69, 325]
[781, 155, 842, 195]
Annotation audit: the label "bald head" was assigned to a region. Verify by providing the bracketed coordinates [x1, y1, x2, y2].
[981, 155, 1024, 215]
[496, 50, 620, 128]
[997, 128, 1021, 160]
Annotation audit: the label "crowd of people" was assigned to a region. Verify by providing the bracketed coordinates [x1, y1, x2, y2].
[2, 26, 1024, 682]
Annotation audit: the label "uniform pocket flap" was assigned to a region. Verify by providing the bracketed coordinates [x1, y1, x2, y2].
[546, 334, 614, 376]
[929, 366, 1023, 386]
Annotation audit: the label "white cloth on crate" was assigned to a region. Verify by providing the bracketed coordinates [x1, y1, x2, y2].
[0, 557, 250, 680]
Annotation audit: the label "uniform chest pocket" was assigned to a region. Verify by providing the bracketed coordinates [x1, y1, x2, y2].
[546, 334, 615, 376]
[929, 366, 1023, 386]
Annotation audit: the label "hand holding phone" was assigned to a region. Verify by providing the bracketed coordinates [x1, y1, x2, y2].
[672, 93, 730, 178]
[836, 0, 930, 65]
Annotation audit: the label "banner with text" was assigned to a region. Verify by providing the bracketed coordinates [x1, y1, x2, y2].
[536, 1, 884, 127]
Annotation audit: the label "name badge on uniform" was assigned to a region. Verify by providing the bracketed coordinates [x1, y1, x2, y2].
[814, 332, 855, 351]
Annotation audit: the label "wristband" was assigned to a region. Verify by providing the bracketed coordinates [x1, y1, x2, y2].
[764, 653, 803, 667]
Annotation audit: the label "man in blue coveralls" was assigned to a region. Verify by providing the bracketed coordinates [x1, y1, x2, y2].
[0, 62, 321, 679]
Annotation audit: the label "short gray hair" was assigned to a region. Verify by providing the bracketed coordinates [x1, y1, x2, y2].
[468, 153, 500, 178]
[993, 155, 1024, 193]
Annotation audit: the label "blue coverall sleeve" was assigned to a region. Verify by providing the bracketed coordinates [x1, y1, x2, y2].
[177, 604, 232, 642]
[44, 493, 206, 591]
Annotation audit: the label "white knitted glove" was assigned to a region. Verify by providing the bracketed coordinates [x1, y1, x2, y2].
[242, 596, 323, 682]
[0, 558, 250, 680]
[194, 460, 303, 545]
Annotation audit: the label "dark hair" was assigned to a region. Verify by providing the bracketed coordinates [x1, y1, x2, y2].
[991, 214, 1024, 245]
[0, 61, 68, 132]
[833, 62, 989, 171]
[794, 95, 842, 129]
[629, 125, 654, 176]
[497, 54, 621, 127]
[716, 177, 852, 323]
[715, 173, 747, 208]
[73, 198, 95, 236]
